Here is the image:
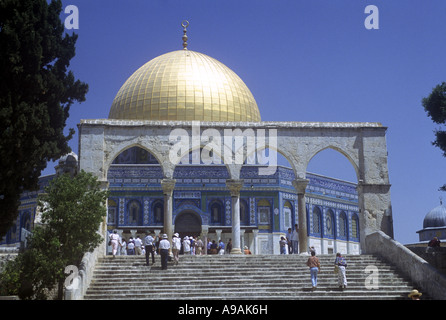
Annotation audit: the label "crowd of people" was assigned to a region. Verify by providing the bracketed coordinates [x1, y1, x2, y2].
[109, 231, 237, 268]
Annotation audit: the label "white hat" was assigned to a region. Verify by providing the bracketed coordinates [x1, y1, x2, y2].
[162, 234, 168, 239]
[174, 233, 179, 237]
[408, 289, 422, 298]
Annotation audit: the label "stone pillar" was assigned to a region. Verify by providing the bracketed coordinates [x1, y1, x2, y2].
[215, 229, 222, 242]
[161, 178, 176, 255]
[292, 178, 309, 254]
[226, 179, 244, 254]
[201, 225, 209, 255]
[240, 229, 246, 254]
[252, 229, 259, 255]
[357, 182, 393, 253]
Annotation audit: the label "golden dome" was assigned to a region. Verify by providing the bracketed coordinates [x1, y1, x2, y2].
[108, 50, 261, 122]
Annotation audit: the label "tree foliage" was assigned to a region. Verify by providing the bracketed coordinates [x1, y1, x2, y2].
[422, 82, 446, 191]
[0, 171, 108, 300]
[0, 0, 88, 237]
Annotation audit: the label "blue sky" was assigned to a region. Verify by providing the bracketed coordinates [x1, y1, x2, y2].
[46, 0, 446, 244]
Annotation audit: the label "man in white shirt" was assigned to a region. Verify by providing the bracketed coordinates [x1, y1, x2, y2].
[159, 234, 171, 270]
[183, 236, 191, 255]
[134, 235, 142, 255]
[144, 232, 155, 266]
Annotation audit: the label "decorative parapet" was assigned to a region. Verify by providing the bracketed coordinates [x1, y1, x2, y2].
[79, 119, 384, 129]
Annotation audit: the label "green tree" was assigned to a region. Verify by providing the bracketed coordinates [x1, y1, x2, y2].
[0, 171, 108, 300]
[422, 82, 446, 190]
[0, 0, 88, 238]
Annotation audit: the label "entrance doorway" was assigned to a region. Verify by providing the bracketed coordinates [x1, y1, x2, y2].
[174, 210, 202, 239]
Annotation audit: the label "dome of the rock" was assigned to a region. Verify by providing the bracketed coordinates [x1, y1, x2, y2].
[108, 49, 260, 122]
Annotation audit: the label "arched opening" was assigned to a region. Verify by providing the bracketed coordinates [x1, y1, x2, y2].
[242, 147, 298, 232]
[174, 210, 202, 238]
[339, 211, 348, 239]
[307, 147, 358, 183]
[107, 146, 163, 231]
[311, 207, 322, 236]
[306, 147, 360, 254]
[152, 200, 164, 225]
[111, 146, 161, 165]
[209, 200, 224, 225]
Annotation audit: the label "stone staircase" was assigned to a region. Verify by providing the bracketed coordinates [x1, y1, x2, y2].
[84, 254, 420, 300]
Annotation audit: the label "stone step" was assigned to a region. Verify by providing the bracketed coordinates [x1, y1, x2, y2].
[90, 271, 409, 280]
[84, 254, 419, 300]
[83, 290, 411, 300]
[86, 281, 413, 290]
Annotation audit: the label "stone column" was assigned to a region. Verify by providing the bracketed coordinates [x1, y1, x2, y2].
[226, 179, 244, 254]
[201, 225, 209, 255]
[292, 178, 309, 254]
[240, 229, 246, 254]
[252, 229, 259, 255]
[161, 178, 176, 255]
[215, 229, 222, 242]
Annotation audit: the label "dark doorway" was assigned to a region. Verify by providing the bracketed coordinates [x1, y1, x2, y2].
[175, 211, 202, 238]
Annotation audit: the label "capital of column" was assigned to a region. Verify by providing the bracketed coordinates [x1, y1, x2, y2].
[161, 178, 176, 195]
[292, 178, 309, 195]
[226, 179, 244, 197]
[99, 180, 110, 190]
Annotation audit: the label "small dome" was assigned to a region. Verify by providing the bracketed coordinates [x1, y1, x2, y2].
[108, 50, 261, 122]
[423, 203, 446, 229]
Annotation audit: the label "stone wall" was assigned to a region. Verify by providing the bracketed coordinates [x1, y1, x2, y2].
[366, 231, 446, 299]
[406, 245, 446, 276]
[64, 234, 106, 300]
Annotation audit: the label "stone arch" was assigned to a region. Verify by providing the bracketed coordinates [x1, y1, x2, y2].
[79, 120, 392, 254]
[105, 143, 166, 180]
[242, 142, 298, 179]
[306, 146, 359, 182]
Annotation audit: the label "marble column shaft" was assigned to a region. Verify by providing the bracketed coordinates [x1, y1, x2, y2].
[161, 178, 176, 255]
[292, 178, 309, 254]
[226, 179, 244, 254]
